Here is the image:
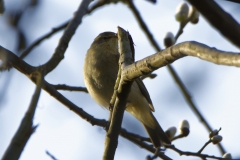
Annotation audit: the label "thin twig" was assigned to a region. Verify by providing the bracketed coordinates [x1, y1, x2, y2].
[127, 0, 161, 50]
[146, 147, 161, 160]
[121, 129, 225, 160]
[198, 140, 211, 154]
[168, 66, 211, 126]
[87, 0, 112, 14]
[51, 84, 88, 93]
[167, 145, 224, 160]
[46, 150, 58, 160]
[167, 62, 226, 154]
[171, 134, 185, 141]
[175, 20, 189, 41]
[121, 129, 151, 143]
[140, 73, 157, 80]
[173, 16, 226, 155]
[174, 7, 197, 41]
[120, 129, 172, 160]
[19, 21, 69, 59]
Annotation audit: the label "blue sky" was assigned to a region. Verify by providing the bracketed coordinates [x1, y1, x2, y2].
[0, 0, 240, 159]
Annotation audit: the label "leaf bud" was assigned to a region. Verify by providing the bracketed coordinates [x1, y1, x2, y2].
[165, 126, 177, 139]
[164, 32, 175, 47]
[222, 153, 232, 159]
[179, 120, 190, 136]
[211, 135, 222, 144]
[175, 2, 189, 22]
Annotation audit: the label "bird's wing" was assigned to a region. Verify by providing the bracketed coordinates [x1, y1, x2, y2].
[135, 78, 155, 112]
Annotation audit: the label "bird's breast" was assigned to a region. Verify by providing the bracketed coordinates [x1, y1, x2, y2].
[84, 51, 119, 108]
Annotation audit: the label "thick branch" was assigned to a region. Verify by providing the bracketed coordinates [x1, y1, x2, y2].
[2, 71, 42, 160]
[188, 0, 240, 49]
[0, 46, 36, 73]
[103, 27, 134, 160]
[41, 0, 92, 75]
[122, 41, 240, 81]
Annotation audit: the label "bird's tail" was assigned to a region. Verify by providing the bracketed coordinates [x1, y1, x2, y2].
[143, 114, 171, 147]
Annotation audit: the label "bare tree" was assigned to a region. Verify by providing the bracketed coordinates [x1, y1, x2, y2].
[0, 0, 240, 159]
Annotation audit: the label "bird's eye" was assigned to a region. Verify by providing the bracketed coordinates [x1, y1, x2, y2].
[102, 36, 109, 40]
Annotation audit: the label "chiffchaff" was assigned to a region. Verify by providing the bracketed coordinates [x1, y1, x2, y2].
[83, 32, 171, 147]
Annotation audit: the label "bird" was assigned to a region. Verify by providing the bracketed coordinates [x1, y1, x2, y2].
[83, 31, 171, 147]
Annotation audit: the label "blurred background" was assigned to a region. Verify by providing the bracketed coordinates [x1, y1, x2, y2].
[0, 0, 240, 159]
